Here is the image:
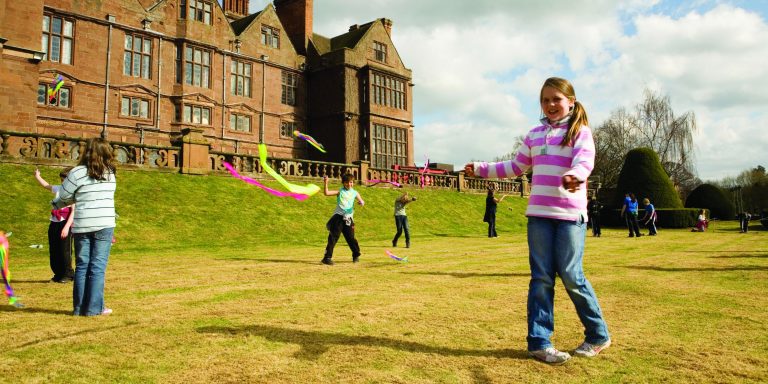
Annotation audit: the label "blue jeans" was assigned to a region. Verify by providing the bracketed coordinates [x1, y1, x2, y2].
[526, 216, 609, 351]
[393, 215, 410, 246]
[73, 227, 114, 316]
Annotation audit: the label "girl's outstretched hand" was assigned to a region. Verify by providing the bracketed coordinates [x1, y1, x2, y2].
[562, 175, 583, 193]
[463, 163, 475, 177]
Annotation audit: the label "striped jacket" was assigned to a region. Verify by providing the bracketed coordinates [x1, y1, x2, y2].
[52, 165, 116, 233]
[473, 117, 595, 222]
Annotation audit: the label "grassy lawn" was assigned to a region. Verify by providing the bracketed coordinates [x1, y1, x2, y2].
[0, 163, 766, 383]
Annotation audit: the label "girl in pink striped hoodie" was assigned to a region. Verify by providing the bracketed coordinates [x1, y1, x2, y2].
[465, 77, 610, 365]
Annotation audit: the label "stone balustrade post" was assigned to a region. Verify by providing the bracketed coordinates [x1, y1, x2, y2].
[353, 160, 369, 182]
[180, 127, 210, 175]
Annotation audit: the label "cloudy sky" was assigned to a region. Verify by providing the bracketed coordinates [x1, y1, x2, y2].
[248, 0, 768, 180]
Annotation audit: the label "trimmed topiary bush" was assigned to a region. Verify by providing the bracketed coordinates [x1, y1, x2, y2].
[614, 148, 683, 208]
[685, 184, 736, 220]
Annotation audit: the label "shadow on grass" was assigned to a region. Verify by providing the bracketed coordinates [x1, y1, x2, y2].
[0, 306, 71, 315]
[12, 279, 57, 284]
[401, 271, 529, 278]
[431, 233, 479, 238]
[197, 324, 528, 360]
[223, 258, 320, 265]
[709, 254, 768, 259]
[622, 265, 768, 272]
[7, 320, 139, 350]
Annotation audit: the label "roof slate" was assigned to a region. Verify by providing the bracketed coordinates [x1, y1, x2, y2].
[230, 11, 261, 36]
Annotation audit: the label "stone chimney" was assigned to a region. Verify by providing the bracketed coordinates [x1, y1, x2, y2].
[274, 0, 313, 55]
[223, 0, 250, 21]
[382, 18, 393, 36]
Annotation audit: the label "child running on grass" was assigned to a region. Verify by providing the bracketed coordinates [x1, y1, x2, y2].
[321, 174, 365, 265]
[34, 167, 75, 283]
[464, 77, 610, 365]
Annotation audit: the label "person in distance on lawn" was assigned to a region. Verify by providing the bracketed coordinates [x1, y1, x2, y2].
[392, 192, 416, 248]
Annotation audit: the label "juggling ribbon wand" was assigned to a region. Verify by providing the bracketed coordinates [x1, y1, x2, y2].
[222, 161, 310, 201]
[258, 144, 320, 197]
[385, 250, 408, 262]
[0, 231, 23, 308]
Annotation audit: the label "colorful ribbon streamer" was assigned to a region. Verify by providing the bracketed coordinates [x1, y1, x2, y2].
[293, 130, 327, 153]
[222, 161, 310, 201]
[420, 156, 430, 188]
[0, 232, 22, 308]
[258, 144, 320, 197]
[48, 75, 64, 103]
[385, 250, 408, 262]
[367, 179, 402, 188]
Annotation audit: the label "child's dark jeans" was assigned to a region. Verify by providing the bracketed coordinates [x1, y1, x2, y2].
[324, 214, 361, 259]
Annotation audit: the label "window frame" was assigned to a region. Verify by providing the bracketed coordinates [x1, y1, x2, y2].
[371, 124, 407, 169]
[123, 34, 152, 79]
[280, 121, 296, 138]
[373, 41, 387, 63]
[371, 72, 407, 110]
[42, 14, 75, 65]
[281, 71, 298, 106]
[37, 83, 71, 108]
[229, 113, 252, 132]
[188, 0, 213, 24]
[181, 104, 212, 125]
[120, 96, 151, 119]
[179, 44, 211, 88]
[230, 59, 252, 97]
[261, 25, 280, 48]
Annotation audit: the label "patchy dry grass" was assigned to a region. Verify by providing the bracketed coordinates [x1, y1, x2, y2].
[0, 224, 765, 383]
[0, 164, 765, 383]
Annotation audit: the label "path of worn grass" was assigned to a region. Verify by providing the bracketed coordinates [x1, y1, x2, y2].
[0, 222, 765, 383]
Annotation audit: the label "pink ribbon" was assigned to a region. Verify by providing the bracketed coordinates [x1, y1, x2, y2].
[222, 161, 310, 201]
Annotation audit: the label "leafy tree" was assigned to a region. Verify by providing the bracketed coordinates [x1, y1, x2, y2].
[685, 183, 736, 219]
[594, 89, 698, 196]
[709, 165, 767, 215]
[614, 147, 682, 208]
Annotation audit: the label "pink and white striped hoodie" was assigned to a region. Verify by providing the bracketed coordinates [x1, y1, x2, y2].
[473, 117, 595, 222]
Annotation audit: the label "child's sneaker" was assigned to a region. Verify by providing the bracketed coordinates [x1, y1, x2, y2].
[528, 347, 571, 365]
[321, 258, 334, 266]
[574, 339, 611, 357]
[352, 256, 360, 263]
[101, 308, 113, 316]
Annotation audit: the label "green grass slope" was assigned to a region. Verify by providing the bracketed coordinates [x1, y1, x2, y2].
[0, 163, 528, 254]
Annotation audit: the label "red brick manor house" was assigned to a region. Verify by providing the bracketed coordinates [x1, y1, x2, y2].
[0, 0, 414, 174]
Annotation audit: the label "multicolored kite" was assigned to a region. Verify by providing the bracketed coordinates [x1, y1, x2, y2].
[0, 231, 23, 308]
[48, 75, 64, 104]
[293, 130, 326, 153]
[222, 161, 311, 201]
[385, 250, 408, 262]
[258, 144, 320, 197]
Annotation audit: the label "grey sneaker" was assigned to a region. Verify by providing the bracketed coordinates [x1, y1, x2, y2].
[574, 339, 611, 357]
[321, 258, 334, 266]
[528, 347, 571, 365]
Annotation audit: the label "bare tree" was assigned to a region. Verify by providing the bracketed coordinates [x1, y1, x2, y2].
[593, 89, 699, 194]
[493, 135, 526, 162]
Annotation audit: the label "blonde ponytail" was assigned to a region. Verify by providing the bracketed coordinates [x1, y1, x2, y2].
[563, 100, 589, 146]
